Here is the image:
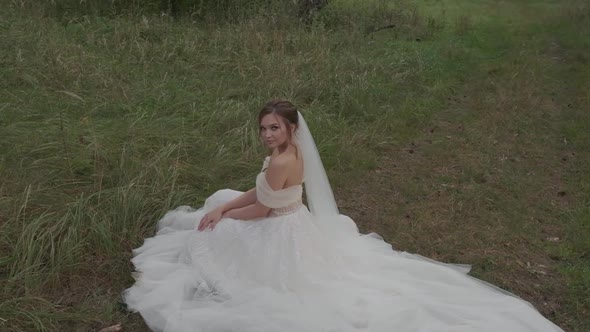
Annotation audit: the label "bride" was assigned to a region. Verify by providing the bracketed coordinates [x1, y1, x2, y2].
[123, 100, 564, 332]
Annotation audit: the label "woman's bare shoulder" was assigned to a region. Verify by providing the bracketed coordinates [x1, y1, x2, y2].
[265, 152, 298, 190]
[271, 151, 297, 166]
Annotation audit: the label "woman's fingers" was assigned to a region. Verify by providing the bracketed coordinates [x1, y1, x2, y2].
[209, 220, 218, 230]
[198, 212, 223, 231]
[198, 214, 209, 231]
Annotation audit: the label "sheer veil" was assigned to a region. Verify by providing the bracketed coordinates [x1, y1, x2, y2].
[294, 112, 467, 265]
[294, 111, 359, 238]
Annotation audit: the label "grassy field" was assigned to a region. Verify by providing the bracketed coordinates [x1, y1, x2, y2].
[1, 0, 588, 331]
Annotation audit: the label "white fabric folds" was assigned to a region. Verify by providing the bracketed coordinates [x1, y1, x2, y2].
[255, 157, 302, 209]
[122, 112, 564, 332]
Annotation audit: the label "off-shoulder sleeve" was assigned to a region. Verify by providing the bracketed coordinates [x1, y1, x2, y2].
[255, 173, 302, 209]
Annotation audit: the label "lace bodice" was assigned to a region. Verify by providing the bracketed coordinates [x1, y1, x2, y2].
[256, 157, 303, 210]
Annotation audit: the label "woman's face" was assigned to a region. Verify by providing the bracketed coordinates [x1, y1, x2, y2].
[260, 113, 291, 149]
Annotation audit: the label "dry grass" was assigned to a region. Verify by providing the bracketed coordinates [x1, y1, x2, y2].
[1, 0, 589, 331]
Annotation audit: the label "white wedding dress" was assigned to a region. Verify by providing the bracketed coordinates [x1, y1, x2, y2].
[123, 154, 564, 332]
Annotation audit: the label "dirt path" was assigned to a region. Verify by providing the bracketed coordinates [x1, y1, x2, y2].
[336, 3, 589, 330]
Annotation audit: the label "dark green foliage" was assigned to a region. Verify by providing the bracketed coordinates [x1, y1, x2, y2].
[14, 0, 310, 20]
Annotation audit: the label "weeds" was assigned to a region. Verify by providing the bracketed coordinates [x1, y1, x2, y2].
[1, 0, 588, 330]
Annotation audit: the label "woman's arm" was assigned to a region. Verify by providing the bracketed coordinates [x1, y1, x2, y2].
[200, 158, 291, 230]
[223, 202, 270, 220]
[217, 188, 257, 214]
[222, 157, 291, 220]
[198, 188, 256, 231]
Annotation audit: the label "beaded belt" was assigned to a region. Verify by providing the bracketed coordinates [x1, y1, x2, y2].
[269, 199, 304, 216]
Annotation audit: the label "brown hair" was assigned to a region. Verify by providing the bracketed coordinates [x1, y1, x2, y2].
[258, 99, 299, 141]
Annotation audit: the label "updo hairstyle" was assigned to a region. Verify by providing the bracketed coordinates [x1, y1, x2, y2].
[258, 99, 299, 141]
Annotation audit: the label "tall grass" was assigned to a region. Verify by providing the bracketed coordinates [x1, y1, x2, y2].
[1, 0, 589, 330]
[1, 2, 434, 329]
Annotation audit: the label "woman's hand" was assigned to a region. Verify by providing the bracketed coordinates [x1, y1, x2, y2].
[198, 207, 224, 231]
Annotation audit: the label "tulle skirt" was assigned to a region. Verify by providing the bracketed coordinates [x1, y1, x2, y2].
[123, 189, 563, 332]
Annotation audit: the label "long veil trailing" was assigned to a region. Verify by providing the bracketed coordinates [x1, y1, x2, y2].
[294, 112, 359, 239]
[121, 111, 565, 332]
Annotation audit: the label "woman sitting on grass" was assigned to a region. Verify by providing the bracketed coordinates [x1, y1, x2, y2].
[124, 99, 564, 332]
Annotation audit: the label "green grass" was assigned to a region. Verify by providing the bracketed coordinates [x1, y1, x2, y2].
[1, 0, 589, 331]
